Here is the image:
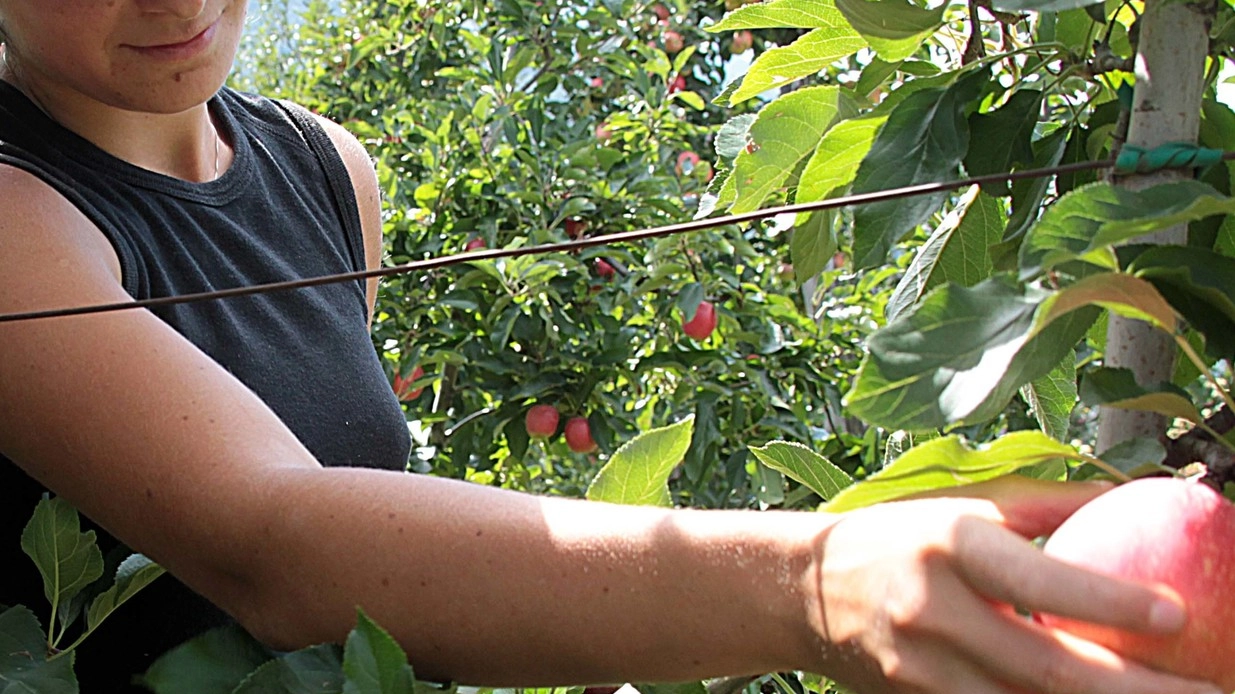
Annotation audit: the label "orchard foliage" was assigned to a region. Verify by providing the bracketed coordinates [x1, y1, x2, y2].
[236, 0, 875, 507]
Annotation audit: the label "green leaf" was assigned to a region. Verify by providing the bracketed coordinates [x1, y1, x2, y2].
[835, 0, 945, 61]
[1037, 272, 1177, 334]
[790, 210, 838, 282]
[0, 606, 77, 694]
[728, 86, 850, 213]
[232, 645, 345, 694]
[964, 90, 1043, 194]
[825, 431, 1081, 512]
[20, 497, 104, 614]
[796, 115, 887, 206]
[886, 187, 1004, 321]
[140, 625, 273, 694]
[586, 416, 695, 506]
[749, 441, 854, 501]
[1128, 245, 1235, 358]
[991, 0, 1104, 12]
[1079, 367, 1203, 423]
[1019, 181, 1235, 279]
[850, 69, 987, 268]
[343, 609, 415, 694]
[727, 28, 866, 105]
[84, 554, 165, 634]
[1019, 353, 1078, 442]
[709, 0, 853, 30]
[845, 277, 1097, 430]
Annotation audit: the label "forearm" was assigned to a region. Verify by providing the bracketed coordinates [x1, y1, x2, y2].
[238, 466, 835, 686]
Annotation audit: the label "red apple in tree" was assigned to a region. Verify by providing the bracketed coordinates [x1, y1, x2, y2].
[731, 29, 754, 54]
[565, 416, 598, 453]
[392, 364, 425, 401]
[594, 258, 616, 279]
[1038, 477, 1235, 689]
[675, 151, 701, 176]
[682, 300, 717, 341]
[663, 30, 684, 54]
[565, 218, 589, 239]
[525, 404, 560, 438]
[590, 76, 604, 89]
[595, 123, 613, 142]
[668, 75, 687, 93]
[465, 237, 486, 251]
[651, 3, 671, 21]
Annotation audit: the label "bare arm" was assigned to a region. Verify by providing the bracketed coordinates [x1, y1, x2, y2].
[0, 159, 1221, 693]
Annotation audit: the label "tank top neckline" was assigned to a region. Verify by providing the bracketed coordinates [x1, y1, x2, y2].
[0, 81, 251, 206]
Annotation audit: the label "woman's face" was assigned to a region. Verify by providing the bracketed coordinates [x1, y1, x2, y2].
[0, 0, 248, 115]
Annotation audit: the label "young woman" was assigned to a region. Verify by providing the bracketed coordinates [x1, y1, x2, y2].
[0, 2, 1221, 693]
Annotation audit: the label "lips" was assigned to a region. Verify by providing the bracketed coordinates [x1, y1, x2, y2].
[124, 17, 221, 61]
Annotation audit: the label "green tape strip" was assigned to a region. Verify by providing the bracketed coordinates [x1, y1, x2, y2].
[1113, 143, 1224, 175]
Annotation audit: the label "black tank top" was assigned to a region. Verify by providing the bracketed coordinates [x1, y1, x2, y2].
[0, 83, 412, 689]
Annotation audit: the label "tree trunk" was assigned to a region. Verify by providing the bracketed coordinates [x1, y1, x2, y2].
[1096, 0, 1212, 454]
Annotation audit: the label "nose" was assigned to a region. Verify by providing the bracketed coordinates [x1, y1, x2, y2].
[134, 0, 209, 20]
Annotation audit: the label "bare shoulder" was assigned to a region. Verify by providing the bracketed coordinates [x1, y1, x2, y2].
[309, 112, 385, 316]
[0, 161, 320, 633]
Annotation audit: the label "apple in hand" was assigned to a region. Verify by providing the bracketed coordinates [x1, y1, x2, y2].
[1038, 476, 1235, 689]
[682, 300, 717, 341]
[392, 364, 425, 401]
[565, 416, 598, 453]
[525, 404, 560, 438]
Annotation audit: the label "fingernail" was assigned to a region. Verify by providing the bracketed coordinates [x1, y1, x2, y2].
[1149, 598, 1186, 631]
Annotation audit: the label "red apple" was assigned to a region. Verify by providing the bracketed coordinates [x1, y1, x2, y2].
[590, 76, 604, 89]
[525, 404, 560, 438]
[595, 123, 613, 142]
[1038, 477, 1235, 689]
[668, 75, 687, 93]
[651, 3, 671, 21]
[663, 30, 684, 54]
[675, 151, 701, 176]
[465, 237, 486, 251]
[565, 416, 598, 453]
[594, 258, 616, 279]
[731, 30, 754, 54]
[682, 300, 717, 341]
[392, 364, 425, 401]
[566, 218, 589, 239]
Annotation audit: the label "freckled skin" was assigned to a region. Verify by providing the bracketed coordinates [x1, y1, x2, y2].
[1040, 477, 1235, 689]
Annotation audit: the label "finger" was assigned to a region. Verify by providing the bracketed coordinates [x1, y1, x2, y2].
[949, 515, 1187, 636]
[920, 568, 1219, 694]
[880, 635, 1022, 694]
[905, 476, 1115, 539]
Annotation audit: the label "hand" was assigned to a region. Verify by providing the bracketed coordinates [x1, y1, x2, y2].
[810, 477, 1223, 694]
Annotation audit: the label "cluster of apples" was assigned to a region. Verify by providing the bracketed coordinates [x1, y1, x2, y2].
[525, 403, 598, 453]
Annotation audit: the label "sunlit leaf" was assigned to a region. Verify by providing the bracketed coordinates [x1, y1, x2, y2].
[992, 0, 1103, 12]
[796, 115, 887, 207]
[1128, 245, 1235, 358]
[729, 87, 850, 213]
[886, 187, 1003, 321]
[1020, 354, 1078, 442]
[825, 432, 1081, 512]
[727, 29, 867, 105]
[749, 441, 854, 501]
[709, 0, 853, 30]
[1019, 181, 1235, 279]
[586, 417, 695, 506]
[1037, 272, 1177, 334]
[835, 0, 946, 61]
